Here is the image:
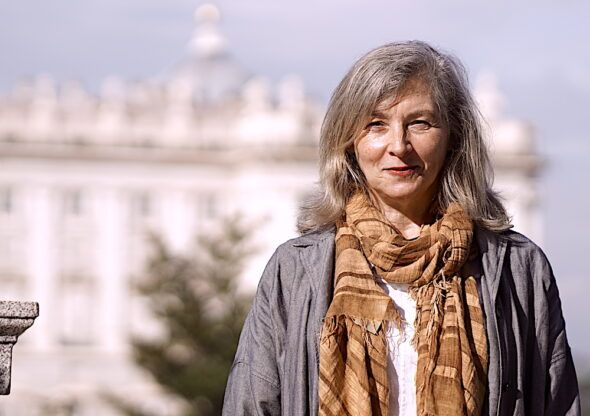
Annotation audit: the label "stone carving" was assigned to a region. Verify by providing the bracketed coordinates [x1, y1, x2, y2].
[0, 301, 39, 394]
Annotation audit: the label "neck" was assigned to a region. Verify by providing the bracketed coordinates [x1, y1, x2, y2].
[368, 191, 434, 239]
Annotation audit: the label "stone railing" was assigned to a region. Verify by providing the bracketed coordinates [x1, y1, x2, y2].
[0, 301, 39, 394]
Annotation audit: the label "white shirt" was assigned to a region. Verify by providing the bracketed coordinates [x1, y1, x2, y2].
[376, 277, 418, 416]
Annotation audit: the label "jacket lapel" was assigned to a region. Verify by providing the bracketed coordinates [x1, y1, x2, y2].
[475, 226, 508, 303]
[292, 227, 336, 317]
[474, 226, 509, 415]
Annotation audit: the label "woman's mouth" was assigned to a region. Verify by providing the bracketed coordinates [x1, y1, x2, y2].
[383, 166, 418, 177]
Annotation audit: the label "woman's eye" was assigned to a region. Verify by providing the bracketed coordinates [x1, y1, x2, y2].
[409, 120, 432, 129]
[366, 121, 385, 129]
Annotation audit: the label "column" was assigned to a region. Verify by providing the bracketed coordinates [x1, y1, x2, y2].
[95, 188, 128, 353]
[159, 189, 193, 254]
[27, 186, 56, 351]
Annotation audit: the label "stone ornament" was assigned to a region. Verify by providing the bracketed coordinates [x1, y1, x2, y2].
[0, 301, 39, 395]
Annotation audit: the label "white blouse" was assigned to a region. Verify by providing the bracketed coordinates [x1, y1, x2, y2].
[375, 277, 418, 416]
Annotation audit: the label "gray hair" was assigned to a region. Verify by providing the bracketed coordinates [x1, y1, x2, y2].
[297, 40, 511, 234]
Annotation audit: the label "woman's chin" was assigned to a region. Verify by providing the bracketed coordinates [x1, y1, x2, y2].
[375, 187, 424, 205]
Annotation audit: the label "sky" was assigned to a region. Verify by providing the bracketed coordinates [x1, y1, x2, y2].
[1, 1, 590, 365]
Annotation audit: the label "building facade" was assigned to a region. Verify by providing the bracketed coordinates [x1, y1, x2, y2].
[0, 5, 541, 415]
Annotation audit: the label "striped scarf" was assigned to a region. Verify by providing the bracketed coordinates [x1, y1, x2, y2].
[318, 192, 488, 416]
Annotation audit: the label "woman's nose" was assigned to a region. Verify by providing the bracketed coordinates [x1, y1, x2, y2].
[385, 125, 412, 157]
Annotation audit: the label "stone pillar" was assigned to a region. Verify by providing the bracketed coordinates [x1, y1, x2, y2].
[96, 188, 127, 352]
[0, 301, 39, 394]
[27, 186, 55, 350]
[160, 189, 192, 253]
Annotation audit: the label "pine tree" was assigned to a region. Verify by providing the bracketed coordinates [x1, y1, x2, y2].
[119, 216, 254, 416]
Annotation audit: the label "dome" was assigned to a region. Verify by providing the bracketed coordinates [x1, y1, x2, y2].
[474, 71, 536, 155]
[168, 4, 250, 103]
[474, 70, 505, 122]
[492, 120, 535, 154]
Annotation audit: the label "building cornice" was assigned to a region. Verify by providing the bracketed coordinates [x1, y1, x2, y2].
[0, 141, 319, 166]
[491, 153, 545, 176]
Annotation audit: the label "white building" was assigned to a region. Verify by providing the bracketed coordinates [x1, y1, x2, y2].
[0, 5, 541, 415]
[475, 70, 544, 245]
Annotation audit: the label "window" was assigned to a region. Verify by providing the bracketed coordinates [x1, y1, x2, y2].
[0, 234, 24, 274]
[196, 192, 218, 220]
[60, 234, 93, 274]
[59, 276, 95, 345]
[131, 192, 152, 218]
[0, 188, 13, 215]
[62, 190, 83, 217]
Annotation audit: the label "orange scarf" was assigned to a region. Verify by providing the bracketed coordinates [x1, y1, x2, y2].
[318, 192, 488, 415]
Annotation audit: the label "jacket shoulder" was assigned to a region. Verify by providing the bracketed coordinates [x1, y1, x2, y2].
[276, 225, 336, 250]
[501, 229, 551, 265]
[495, 228, 555, 290]
[257, 225, 336, 295]
[501, 229, 541, 247]
[476, 226, 548, 261]
[263, 227, 333, 268]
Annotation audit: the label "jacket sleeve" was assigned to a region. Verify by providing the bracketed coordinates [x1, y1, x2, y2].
[534, 249, 581, 415]
[222, 250, 282, 416]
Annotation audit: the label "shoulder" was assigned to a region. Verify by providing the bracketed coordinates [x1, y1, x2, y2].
[476, 225, 549, 262]
[256, 225, 336, 293]
[503, 229, 554, 280]
[476, 226, 555, 290]
[276, 225, 336, 250]
[268, 225, 336, 266]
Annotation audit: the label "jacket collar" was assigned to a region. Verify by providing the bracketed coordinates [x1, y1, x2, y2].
[474, 225, 509, 302]
[291, 226, 336, 316]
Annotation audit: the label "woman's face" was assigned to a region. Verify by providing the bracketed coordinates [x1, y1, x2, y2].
[353, 77, 449, 216]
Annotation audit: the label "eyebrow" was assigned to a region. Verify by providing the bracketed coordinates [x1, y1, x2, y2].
[406, 109, 438, 119]
[369, 108, 439, 120]
[369, 109, 388, 119]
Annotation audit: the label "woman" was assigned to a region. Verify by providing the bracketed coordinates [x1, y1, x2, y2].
[222, 41, 580, 415]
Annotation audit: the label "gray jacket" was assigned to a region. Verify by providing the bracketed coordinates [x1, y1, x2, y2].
[223, 226, 580, 415]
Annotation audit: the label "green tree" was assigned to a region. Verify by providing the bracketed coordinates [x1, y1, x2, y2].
[118, 216, 254, 416]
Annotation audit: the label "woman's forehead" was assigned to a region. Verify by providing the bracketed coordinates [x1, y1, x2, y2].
[378, 75, 426, 99]
[372, 79, 438, 115]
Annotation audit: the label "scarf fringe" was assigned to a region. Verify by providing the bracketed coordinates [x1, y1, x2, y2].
[409, 270, 450, 349]
[321, 314, 402, 352]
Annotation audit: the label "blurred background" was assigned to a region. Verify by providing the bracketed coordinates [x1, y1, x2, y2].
[1, 1, 589, 414]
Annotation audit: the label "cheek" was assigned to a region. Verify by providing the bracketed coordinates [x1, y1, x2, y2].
[355, 139, 386, 168]
[427, 146, 447, 169]
[420, 134, 449, 173]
